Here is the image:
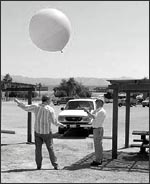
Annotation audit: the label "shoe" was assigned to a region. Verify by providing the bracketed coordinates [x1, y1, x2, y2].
[54, 166, 60, 170]
[90, 160, 102, 166]
[37, 166, 41, 170]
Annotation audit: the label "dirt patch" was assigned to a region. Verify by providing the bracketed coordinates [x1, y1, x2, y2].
[1, 131, 149, 183]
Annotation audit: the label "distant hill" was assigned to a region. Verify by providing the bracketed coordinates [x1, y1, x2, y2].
[1, 75, 135, 90]
[1, 75, 110, 86]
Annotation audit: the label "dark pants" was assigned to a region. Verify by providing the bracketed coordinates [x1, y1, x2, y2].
[34, 132, 58, 168]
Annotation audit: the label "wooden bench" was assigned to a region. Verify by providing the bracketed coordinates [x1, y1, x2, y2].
[133, 139, 149, 144]
[130, 130, 149, 153]
[131, 144, 149, 148]
[1, 130, 15, 134]
[132, 130, 149, 136]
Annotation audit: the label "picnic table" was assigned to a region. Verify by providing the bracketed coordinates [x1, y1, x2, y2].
[131, 130, 149, 154]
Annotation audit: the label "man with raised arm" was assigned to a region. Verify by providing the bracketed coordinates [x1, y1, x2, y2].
[14, 95, 66, 170]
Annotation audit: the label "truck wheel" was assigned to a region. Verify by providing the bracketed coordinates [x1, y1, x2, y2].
[89, 127, 93, 134]
[58, 127, 65, 134]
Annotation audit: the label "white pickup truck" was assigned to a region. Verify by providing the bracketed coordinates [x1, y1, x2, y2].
[57, 98, 100, 134]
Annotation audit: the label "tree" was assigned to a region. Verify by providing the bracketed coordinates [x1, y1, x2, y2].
[53, 77, 92, 98]
[2, 74, 13, 101]
[66, 78, 77, 96]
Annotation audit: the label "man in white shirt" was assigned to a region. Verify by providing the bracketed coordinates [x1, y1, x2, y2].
[14, 95, 66, 170]
[82, 98, 106, 166]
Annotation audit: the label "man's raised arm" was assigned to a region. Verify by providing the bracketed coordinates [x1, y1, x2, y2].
[14, 98, 36, 112]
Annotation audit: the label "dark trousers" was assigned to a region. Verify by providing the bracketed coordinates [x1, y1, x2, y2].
[34, 132, 58, 168]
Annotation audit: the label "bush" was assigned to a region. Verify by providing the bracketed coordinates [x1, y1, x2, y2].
[53, 78, 91, 98]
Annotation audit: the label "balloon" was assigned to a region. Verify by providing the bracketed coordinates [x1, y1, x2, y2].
[29, 8, 71, 52]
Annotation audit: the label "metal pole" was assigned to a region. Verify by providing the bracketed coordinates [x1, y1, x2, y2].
[125, 91, 130, 148]
[112, 87, 118, 159]
[27, 91, 32, 143]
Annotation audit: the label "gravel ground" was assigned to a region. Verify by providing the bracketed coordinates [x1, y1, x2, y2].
[1, 101, 149, 183]
[1, 130, 149, 183]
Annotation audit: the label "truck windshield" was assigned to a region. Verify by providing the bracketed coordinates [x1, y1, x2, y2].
[65, 101, 94, 110]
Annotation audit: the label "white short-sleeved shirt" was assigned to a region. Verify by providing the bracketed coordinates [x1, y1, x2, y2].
[92, 107, 106, 128]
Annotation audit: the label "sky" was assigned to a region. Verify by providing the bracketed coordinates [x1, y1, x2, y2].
[1, 1, 149, 79]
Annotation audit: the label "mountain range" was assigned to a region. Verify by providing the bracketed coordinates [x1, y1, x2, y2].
[1, 75, 134, 90]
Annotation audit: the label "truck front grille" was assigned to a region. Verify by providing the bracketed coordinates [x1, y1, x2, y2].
[65, 117, 82, 121]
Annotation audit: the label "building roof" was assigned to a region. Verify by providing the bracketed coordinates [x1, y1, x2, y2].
[1, 82, 36, 91]
[107, 79, 150, 92]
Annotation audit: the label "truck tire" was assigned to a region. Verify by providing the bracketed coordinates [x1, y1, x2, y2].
[88, 127, 93, 134]
[58, 127, 65, 134]
[118, 103, 122, 107]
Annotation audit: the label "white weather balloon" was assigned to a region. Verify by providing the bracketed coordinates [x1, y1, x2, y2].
[29, 8, 71, 52]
